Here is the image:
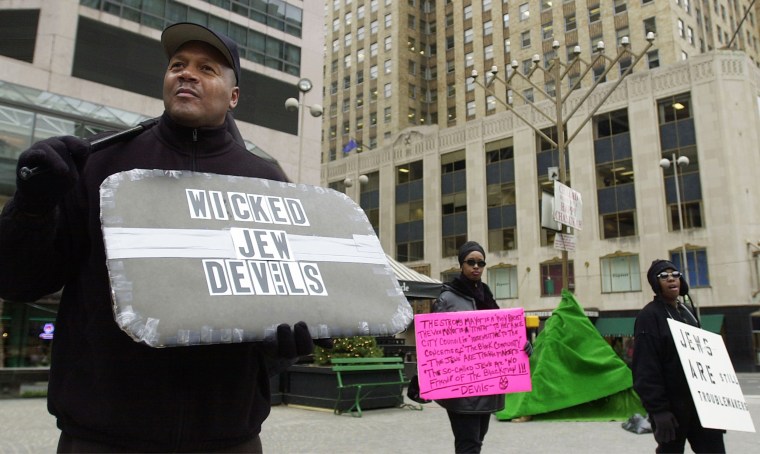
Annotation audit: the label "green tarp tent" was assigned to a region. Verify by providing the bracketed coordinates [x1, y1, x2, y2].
[496, 289, 645, 421]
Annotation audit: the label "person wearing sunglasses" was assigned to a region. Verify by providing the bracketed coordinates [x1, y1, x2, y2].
[432, 241, 533, 453]
[632, 260, 725, 453]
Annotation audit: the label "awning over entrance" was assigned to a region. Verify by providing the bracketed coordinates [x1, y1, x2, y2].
[595, 317, 635, 337]
[594, 314, 725, 336]
[700, 314, 724, 334]
[385, 255, 442, 299]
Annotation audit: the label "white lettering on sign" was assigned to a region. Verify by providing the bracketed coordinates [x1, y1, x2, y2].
[202, 259, 327, 296]
[186, 189, 310, 226]
[229, 228, 292, 261]
[184, 189, 326, 298]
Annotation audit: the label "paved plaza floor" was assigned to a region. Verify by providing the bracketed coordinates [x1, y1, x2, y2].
[1, 382, 759, 453]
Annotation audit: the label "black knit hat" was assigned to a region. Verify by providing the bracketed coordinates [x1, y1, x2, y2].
[646, 259, 689, 296]
[458, 241, 485, 265]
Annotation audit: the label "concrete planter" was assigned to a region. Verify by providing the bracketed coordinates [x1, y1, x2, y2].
[281, 364, 403, 412]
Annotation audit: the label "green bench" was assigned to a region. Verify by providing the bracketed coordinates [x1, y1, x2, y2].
[331, 357, 422, 417]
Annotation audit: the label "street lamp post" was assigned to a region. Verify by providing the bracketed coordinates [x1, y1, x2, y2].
[285, 78, 323, 183]
[660, 153, 697, 318]
[471, 33, 655, 292]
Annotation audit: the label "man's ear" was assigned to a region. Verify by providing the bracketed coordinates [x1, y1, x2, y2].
[229, 87, 240, 110]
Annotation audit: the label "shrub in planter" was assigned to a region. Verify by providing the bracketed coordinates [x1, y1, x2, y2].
[313, 336, 384, 365]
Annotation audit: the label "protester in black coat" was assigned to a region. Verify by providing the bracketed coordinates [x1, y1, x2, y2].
[632, 259, 725, 453]
[433, 241, 532, 454]
[0, 23, 317, 453]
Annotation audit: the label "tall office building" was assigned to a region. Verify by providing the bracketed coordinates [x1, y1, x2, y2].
[322, 0, 760, 371]
[0, 0, 324, 371]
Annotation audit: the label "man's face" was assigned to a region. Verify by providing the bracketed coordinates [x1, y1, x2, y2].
[163, 41, 239, 128]
[658, 268, 681, 301]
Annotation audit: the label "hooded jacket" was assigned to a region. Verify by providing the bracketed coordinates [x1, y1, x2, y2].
[632, 295, 697, 417]
[432, 277, 505, 414]
[0, 113, 288, 452]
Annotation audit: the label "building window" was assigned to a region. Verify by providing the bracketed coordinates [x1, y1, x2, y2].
[644, 17, 656, 36]
[466, 77, 475, 92]
[658, 93, 703, 230]
[595, 109, 636, 239]
[360, 172, 380, 235]
[589, 6, 601, 23]
[466, 101, 476, 117]
[565, 14, 576, 32]
[647, 50, 660, 69]
[488, 266, 518, 299]
[396, 161, 425, 262]
[521, 31, 531, 48]
[614, 0, 627, 15]
[486, 95, 496, 113]
[537, 126, 567, 247]
[384, 83, 392, 98]
[441, 150, 467, 257]
[464, 28, 474, 44]
[670, 248, 710, 288]
[600, 255, 641, 293]
[408, 108, 417, 124]
[542, 21, 553, 40]
[384, 107, 391, 123]
[447, 106, 456, 122]
[464, 4, 473, 20]
[486, 138, 517, 252]
[519, 3, 530, 21]
[540, 261, 574, 296]
[484, 20, 493, 36]
[484, 44, 494, 60]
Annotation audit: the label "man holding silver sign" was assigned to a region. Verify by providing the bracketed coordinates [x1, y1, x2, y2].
[0, 23, 409, 452]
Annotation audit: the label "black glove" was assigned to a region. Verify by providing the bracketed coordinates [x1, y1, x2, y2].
[523, 341, 534, 357]
[15, 136, 90, 214]
[651, 411, 679, 444]
[272, 321, 333, 359]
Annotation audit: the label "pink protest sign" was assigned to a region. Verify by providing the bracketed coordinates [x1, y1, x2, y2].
[414, 308, 531, 400]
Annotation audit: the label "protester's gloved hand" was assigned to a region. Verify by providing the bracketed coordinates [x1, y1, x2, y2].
[15, 136, 90, 214]
[651, 411, 679, 444]
[523, 341, 534, 357]
[271, 321, 333, 359]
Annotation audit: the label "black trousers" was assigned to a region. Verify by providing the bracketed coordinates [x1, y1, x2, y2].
[446, 410, 491, 454]
[57, 431, 263, 453]
[651, 408, 725, 454]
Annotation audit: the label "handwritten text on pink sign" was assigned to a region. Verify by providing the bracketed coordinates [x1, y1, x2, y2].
[415, 308, 532, 400]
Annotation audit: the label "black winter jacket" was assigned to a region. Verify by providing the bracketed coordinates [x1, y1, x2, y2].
[432, 277, 505, 414]
[631, 296, 698, 418]
[0, 113, 288, 452]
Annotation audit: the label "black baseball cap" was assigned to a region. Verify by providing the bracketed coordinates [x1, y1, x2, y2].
[161, 22, 241, 85]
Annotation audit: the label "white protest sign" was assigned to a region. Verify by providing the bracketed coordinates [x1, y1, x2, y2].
[553, 233, 575, 252]
[553, 181, 583, 230]
[100, 169, 412, 347]
[667, 318, 755, 432]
